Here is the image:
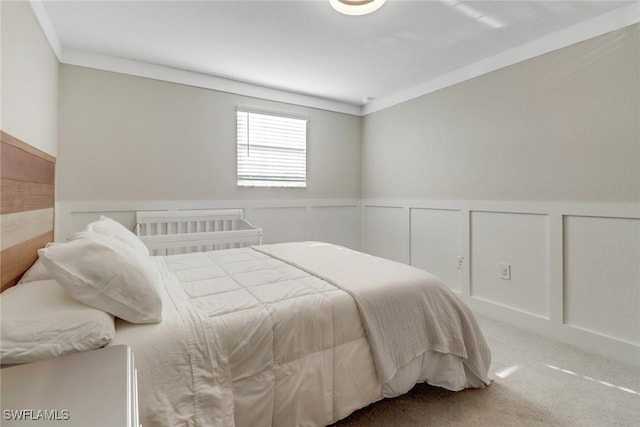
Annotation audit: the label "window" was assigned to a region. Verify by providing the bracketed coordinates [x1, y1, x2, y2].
[237, 108, 307, 188]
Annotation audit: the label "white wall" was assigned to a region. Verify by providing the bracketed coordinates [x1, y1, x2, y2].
[56, 65, 362, 247]
[410, 208, 462, 293]
[361, 24, 640, 365]
[564, 216, 639, 345]
[362, 25, 639, 203]
[1, 0, 58, 156]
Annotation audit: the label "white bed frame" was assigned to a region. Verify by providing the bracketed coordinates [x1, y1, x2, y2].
[135, 209, 263, 256]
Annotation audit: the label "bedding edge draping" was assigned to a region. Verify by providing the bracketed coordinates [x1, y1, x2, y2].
[254, 242, 491, 386]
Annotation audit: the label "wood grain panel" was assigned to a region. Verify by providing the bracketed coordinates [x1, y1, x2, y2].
[0, 179, 54, 214]
[0, 231, 53, 292]
[0, 208, 54, 251]
[0, 131, 55, 291]
[1, 141, 55, 184]
[0, 131, 55, 163]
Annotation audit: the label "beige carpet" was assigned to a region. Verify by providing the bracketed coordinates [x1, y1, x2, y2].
[332, 382, 559, 427]
[333, 315, 640, 426]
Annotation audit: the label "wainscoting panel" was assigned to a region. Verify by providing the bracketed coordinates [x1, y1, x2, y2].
[364, 205, 408, 263]
[56, 199, 362, 250]
[470, 211, 550, 319]
[248, 206, 306, 244]
[56, 199, 640, 364]
[362, 199, 639, 365]
[309, 205, 360, 250]
[410, 208, 462, 293]
[564, 215, 640, 345]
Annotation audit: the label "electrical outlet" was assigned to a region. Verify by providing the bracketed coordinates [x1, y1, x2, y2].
[457, 256, 464, 270]
[499, 263, 511, 280]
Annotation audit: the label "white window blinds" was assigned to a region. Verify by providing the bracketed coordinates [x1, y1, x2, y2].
[237, 108, 307, 187]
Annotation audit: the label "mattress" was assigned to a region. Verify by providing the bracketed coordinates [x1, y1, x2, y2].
[110, 243, 491, 427]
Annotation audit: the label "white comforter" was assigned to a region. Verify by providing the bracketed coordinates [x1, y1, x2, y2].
[256, 242, 491, 385]
[111, 243, 490, 427]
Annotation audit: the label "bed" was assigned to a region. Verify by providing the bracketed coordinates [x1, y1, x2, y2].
[0, 133, 491, 427]
[112, 242, 490, 426]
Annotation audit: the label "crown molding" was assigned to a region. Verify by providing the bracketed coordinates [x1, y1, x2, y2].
[29, 0, 639, 117]
[29, 0, 62, 60]
[60, 49, 362, 116]
[362, 2, 640, 115]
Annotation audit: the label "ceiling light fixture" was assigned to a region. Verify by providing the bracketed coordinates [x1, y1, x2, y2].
[330, 0, 386, 16]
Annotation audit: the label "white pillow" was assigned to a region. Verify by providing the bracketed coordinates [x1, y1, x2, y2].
[0, 280, 115, 365]
[38, 233, 163, 324]
[17, 259, 52, 284]
[85, 215, 149, 257]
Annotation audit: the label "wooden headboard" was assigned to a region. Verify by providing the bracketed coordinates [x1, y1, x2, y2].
[0, 131, 56, 291]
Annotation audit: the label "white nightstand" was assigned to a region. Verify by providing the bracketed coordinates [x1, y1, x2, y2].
[1, 345, 139, 427]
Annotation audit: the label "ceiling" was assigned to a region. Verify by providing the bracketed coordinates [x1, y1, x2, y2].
[36, 0, 639, 114]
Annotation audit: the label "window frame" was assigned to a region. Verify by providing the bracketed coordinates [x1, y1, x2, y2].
[236, 107, 308, 188]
